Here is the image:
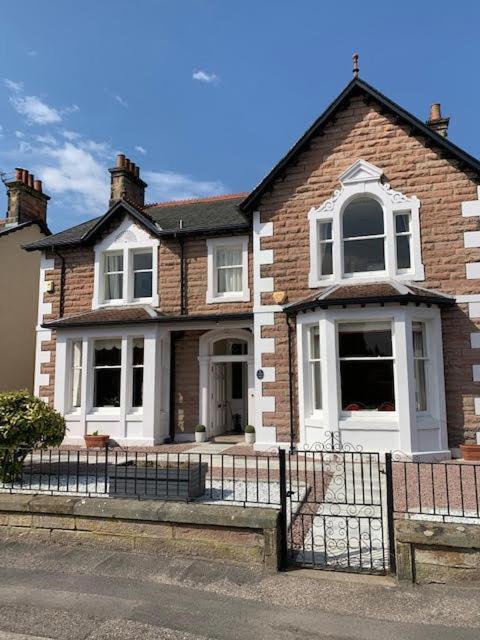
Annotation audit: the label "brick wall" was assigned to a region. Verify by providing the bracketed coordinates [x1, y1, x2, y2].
[256, 95, 480, 445]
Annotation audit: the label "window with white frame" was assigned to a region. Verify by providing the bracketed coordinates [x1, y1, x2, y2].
[93, 340, 122, 408]
[69, 340, 83, 410]
[132, 250, 153, 299]
[131, 338, 144, 408]
[338, 322, 395, 412]
[104, 252, 124, 301]
[395, 212, 412, 272]
[206, 237, 250, 303]
[343, 198, 385, 274]
[412, 322, 428, 412]
[308, 159, 424, 287]
[308, 325, 322, 413]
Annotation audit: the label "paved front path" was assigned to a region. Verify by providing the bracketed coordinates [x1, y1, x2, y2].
[0, 541, 479, 639]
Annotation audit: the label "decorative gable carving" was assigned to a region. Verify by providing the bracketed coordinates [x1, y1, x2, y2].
[339, 159, 383, 185]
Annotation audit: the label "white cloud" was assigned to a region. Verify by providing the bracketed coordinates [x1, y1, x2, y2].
[145, 170, 227, 202]
[134, 145, 147, 155]
[10, 94, 61, 125]
[36, 134, 57, 145]
[27, 50, 38, 57]
[192, 69, 219, 84]
[15, 130, 25, 139]
[4, 78, 23, 92]
[114, 94, 128, 108]
[62, 130, 81, 141]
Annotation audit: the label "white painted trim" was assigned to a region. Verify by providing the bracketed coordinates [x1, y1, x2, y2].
[205, 235, 250, 304]
[92, 215, 160, 309]
[34, 253, 55, 399]
[308, 160, 424, 288]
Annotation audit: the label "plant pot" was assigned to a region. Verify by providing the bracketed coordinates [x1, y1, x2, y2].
[245, 432, 255, 445]
[84, 434, 110, 449]
[195, 431, 207, 443]
[459, 444, 480, 461]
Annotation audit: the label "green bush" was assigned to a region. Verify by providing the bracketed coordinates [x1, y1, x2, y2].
[195, 424, 206, 432]
[244, 425, 255, 434]
[0, 390, 66, 482]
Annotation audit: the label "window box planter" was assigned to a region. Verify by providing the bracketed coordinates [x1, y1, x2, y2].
[84, 434, 110, 449]
[459, 444, 480, 461]
[109, 460, 208, 500]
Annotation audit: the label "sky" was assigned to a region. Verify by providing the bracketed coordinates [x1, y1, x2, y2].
[0, 0, 479, 233]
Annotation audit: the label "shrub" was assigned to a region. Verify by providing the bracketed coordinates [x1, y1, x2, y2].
[0, 390, 66, 482]
[195, 424, 206, 432]
[244, 425, 255, 434]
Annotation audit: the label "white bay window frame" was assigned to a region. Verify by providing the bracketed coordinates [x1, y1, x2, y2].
[308, 160, 424, 287]
[93, 216, 159, 308]
[206, 236, 250, 303]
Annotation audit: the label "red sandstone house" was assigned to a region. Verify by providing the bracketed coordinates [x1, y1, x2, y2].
[23, 76, 480, 460]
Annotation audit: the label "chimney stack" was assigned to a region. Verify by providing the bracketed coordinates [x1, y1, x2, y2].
[426, 103, 450, 138]
[109, 153, 147, 207]
[4, 167, 50, 225]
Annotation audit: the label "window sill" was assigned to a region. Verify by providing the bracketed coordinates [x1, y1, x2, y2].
[340, 411, 398, 421]
[339, 417, 399, 431]
[86, 411, 121, 421]
[126, 411, 144, 421]
[308, 270, 425, 289]
[206, 289, 250, 304]
[65, 412, 81, 421]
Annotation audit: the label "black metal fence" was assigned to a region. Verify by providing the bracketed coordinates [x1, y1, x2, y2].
[390, 457, 480, 522]
[0, 447, 281, 508]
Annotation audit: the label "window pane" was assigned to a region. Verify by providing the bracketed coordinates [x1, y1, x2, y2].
[105, 254, 123, 272]
[396, 236, 411, 270]
[72, 341, 82, 368]
[133, 251, 152, 271]
[217, 247, 242, 267]
[132, 368, 144, 407]
[320, 242, 333, 276]
[344, 237, 385, 273]
[94, 341, 121, 366]
[134, 271, 152, 298]
[339, 325, 392, 358]
[312, 361, 322, 410]
[71, 369, 81, 408]
[309, 326, 320, 359]
[395, 213, 410, 233]
[414, 360, 427, 411]
[218, 266, 242, 293]
[133, 338, 144, 365]
[319, 221, 332, 241]
[413, 323, 426, 357]
[94, 369, 121, 407]
[343, 199, 384, 238]
[105, 273, 123, 300]
[340, 360, 395, 411]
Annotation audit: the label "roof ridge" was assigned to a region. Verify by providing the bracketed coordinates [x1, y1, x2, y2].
[144, 192, 248, 209]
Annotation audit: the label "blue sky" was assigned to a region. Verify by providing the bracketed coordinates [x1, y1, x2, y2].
[0, 0, 479, 232]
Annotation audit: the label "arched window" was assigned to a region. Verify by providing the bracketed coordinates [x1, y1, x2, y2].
[343, 198, 385, 274]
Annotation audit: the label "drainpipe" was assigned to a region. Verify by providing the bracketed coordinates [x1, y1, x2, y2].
[168, 331, 178, 442]
[54, 250, 66, 318]
[178, 220, 187, 316]
[286, 313, 296, 452]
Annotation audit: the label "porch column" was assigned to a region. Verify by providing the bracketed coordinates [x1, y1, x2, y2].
[198, 355, 209, 429]
[395, 312, 417, 455]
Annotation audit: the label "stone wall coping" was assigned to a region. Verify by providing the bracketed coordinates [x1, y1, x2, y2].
[0, 494, 280, 530]
[395, 518, 480, 549]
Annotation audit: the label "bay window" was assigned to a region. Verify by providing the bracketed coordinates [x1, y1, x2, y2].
[413, 322, 428, 412]
[338, 322, 395, 412]
[93, 340, 122, 408]
[104, 253, 124, 301]
[343, 199, 385, 275]
[69, 340, 83, 410]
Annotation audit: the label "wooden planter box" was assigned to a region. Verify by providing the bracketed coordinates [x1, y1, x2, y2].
[109, 461, 208, 500]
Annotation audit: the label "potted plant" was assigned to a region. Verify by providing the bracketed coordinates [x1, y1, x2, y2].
[460, 433, 480, 461]
[244, 425, 255, 445]
[194, 424, 207, 443]
[84, 430, 110, 449]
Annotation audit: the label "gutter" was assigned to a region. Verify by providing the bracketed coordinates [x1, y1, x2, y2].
[285, 294, 455, 315]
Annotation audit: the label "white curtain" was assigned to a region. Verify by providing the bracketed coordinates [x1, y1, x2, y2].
[104, 254, 123, 300]
[413, 324, 427, 411]
[217, 248, 242, 293]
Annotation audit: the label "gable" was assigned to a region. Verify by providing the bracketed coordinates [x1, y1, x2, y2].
[95, 214, 156, 252]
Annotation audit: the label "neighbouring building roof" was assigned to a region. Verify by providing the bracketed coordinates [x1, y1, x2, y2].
[24, 194, 249, 252]
[285, 282, 455, 313]
[0, 219, 50, 240]
[240, 77, 480, 212]
[44, 306, 253, 328]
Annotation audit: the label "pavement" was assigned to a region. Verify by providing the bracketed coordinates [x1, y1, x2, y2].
[0, 540, 479, 639]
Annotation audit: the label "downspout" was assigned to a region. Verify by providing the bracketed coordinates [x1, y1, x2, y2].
[168, 331, 177, 442]
[286, 312, 296, 452]
[54, 250, 66, 318]
[178, 221, 187, 316]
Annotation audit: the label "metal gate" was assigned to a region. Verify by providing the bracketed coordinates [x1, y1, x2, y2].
[280, 435, 392, 574]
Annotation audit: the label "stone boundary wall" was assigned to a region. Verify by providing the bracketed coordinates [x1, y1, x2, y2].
[395, 519, 480, 584]
[0, 494, 280, 571]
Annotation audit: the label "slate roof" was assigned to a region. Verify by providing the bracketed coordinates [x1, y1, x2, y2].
[285, 282, 454, 313]
[24, 194, 249, 252]
[0, 219, 50, 239]
[240, 77, 480, 211]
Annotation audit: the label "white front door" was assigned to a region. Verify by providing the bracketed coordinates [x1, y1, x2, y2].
[211, 362, 227, 436]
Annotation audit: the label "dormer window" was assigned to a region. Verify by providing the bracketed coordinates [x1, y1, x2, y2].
[308, 160, 424, 287]
[93, 216, 159, 309]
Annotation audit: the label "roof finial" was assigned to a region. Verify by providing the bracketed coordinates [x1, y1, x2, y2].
[352, 53, 359, 78]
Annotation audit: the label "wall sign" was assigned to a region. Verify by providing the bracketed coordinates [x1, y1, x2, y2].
[256, 369, 264, 380]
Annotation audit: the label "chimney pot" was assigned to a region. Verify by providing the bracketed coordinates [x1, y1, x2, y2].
[116, 153, 126, 168]
[21, 170, 29, 184]
[426, 102, 450, 137]
[109, 153, 146, 207]
[430, 103, 442, 121]
[134, 165, 140, 178]
[130, 162, 136, 175]
[5, 167, 49, 223]
[15, 168, 23, 181]
[28, 173, 34, 188]
[34, 179, 42, 192]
